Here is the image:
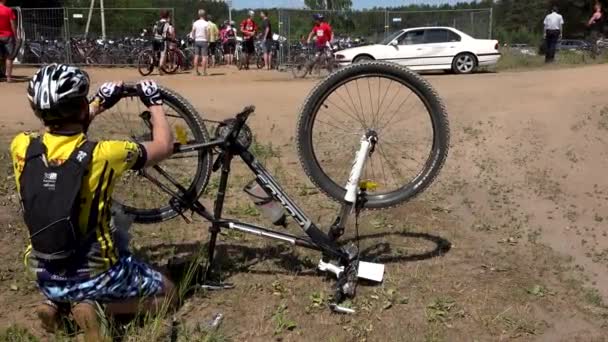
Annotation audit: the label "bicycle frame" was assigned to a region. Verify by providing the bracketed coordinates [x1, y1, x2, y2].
[153, 106, 378, 278]
[171, 130, 348, 263]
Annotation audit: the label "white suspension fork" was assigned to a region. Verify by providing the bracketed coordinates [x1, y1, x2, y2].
[344, 134, 374, 204]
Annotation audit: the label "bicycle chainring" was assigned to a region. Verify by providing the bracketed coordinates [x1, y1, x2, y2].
[214, 119, 253, 149]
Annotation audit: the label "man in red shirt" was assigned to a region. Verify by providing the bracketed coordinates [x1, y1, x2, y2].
[0, 0, 18, 82]
[306, 14, 334, 72]
[240, 10, 257, 70]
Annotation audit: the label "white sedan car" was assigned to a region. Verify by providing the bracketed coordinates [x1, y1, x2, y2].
[334, 27, 501, 74]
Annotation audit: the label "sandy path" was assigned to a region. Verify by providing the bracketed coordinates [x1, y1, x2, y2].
[2, 64, 608, 302]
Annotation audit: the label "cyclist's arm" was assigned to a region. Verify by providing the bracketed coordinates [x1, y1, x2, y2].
[307, 29, 314, 44]
[142, 105, 173, 167]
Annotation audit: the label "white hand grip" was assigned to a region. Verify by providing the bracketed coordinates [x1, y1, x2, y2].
[344, 136, 372, 203]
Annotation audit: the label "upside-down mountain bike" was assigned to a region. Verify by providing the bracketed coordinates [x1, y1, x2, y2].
[91, 61, 450, 311]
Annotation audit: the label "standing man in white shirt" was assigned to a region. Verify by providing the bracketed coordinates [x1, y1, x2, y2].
[191, 9, 210, 76]
[543, 6, 564, 63]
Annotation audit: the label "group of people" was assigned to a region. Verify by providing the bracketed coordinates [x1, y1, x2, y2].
[543, 2, 605, 63]
[190, 9, 275, 71]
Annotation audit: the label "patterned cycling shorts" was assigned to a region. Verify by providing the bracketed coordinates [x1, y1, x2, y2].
[38, 255, 164, 303]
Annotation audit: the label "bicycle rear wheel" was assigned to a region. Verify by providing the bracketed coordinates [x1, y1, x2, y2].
[137, 50, 154, 76]
[291, 55, 309, 78]
[162, 49, 180, 74]
[88, 86, 212, 223]
[296, 61, 449, 209]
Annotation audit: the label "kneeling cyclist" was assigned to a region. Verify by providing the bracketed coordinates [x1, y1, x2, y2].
[306, 13, 334, 73]
[11, 64, 177, 341]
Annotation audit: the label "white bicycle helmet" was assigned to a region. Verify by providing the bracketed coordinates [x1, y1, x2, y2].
[248, 10, 255, 16]
[27, 64, 90, 122]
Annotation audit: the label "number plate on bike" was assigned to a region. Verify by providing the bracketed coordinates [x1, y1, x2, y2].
[357, 261, 384, 282]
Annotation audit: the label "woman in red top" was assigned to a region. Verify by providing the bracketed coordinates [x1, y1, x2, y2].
[0, 0, 18, 82]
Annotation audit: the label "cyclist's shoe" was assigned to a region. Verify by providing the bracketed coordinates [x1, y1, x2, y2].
[72, 301, 104, 342]
[36, 300, 61, 333]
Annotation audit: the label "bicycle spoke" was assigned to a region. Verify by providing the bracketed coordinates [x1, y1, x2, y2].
[343, 81, 368, 129]
[331, 90, 368, 127]
[324, 97, 367, 129]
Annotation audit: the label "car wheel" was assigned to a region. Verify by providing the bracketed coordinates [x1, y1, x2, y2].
[452, 53, 477, 74]
[353, 55, 374, 63]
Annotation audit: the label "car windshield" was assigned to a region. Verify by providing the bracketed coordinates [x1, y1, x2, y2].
[380, 31, 403, 45]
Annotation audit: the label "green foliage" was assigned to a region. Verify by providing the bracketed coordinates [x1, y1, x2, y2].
[0, 325, 38, 342]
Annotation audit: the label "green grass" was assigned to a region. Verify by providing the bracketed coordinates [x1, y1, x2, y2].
[0, 326, 39, 342]
[496, 48, 608, 71]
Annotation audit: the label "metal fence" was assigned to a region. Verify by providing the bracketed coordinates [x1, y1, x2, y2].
[14, 6, 492, 66]
[17, 7, 174, 65]
[277, 8, 492, 65]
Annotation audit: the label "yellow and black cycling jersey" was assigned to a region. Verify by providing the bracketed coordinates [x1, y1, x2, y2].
[11, 131, 145, 279]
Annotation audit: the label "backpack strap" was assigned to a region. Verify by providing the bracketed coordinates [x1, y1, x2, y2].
[25, 136, 46, 162]
[66, 140, 97, 168]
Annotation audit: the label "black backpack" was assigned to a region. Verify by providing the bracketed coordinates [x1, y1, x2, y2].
[19, 137, 97, 261]
[154, 20, 167, 40]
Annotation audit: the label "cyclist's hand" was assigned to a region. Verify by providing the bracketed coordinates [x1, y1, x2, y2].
[94, 81, 124, 110]
[136, 80, 163, 107]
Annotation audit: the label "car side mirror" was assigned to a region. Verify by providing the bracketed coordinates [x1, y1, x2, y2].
[389, 40, 398, 47]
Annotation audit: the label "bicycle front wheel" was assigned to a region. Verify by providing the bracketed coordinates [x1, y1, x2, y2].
[162, 49, 180, 74]
[137, 50, 154, 76]
[88, 86, 212, 223]
[291, 55, 309, 78]
[296, 61, 450, 209]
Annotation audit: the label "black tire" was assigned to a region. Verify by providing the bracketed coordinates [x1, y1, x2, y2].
[451, 53, 477, 74]
[296, 61, 450, 209]
[90, 86, 212, 224]
[137, 50, 154, 76]
[353, 55, 374, 63]
[162, 49, 180, 74]
[291, 54, 309, 78]
[256, 54, 264, 69]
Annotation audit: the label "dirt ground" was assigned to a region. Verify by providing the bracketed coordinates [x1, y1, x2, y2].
[1, 64, 608, 341]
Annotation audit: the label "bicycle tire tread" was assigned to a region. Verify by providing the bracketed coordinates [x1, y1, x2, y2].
[295, 61, 450, 210]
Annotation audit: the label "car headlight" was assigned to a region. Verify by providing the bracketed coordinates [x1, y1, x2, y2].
[335, 54, 345, 60]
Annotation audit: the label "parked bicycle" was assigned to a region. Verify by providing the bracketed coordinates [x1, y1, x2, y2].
[291, 43, 340, 78]
[137, 43, 182, 76]
[90, 61, 450, 311]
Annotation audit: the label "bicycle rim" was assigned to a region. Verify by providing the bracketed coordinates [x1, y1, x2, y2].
[297, 62, 449, 209]
[88, 88, 212, 223]
[162, 50, 180, 74]
[137, 51, 154, 76]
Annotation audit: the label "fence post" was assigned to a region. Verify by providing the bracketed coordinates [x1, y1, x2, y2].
[384, 10, 389, 38]
[63, 7, 71, 63]
[489, 7, 493, 39]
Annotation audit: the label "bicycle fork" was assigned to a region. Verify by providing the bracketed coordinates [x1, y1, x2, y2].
[328, 130, 378, 241]
[321, 130, 385, 313]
